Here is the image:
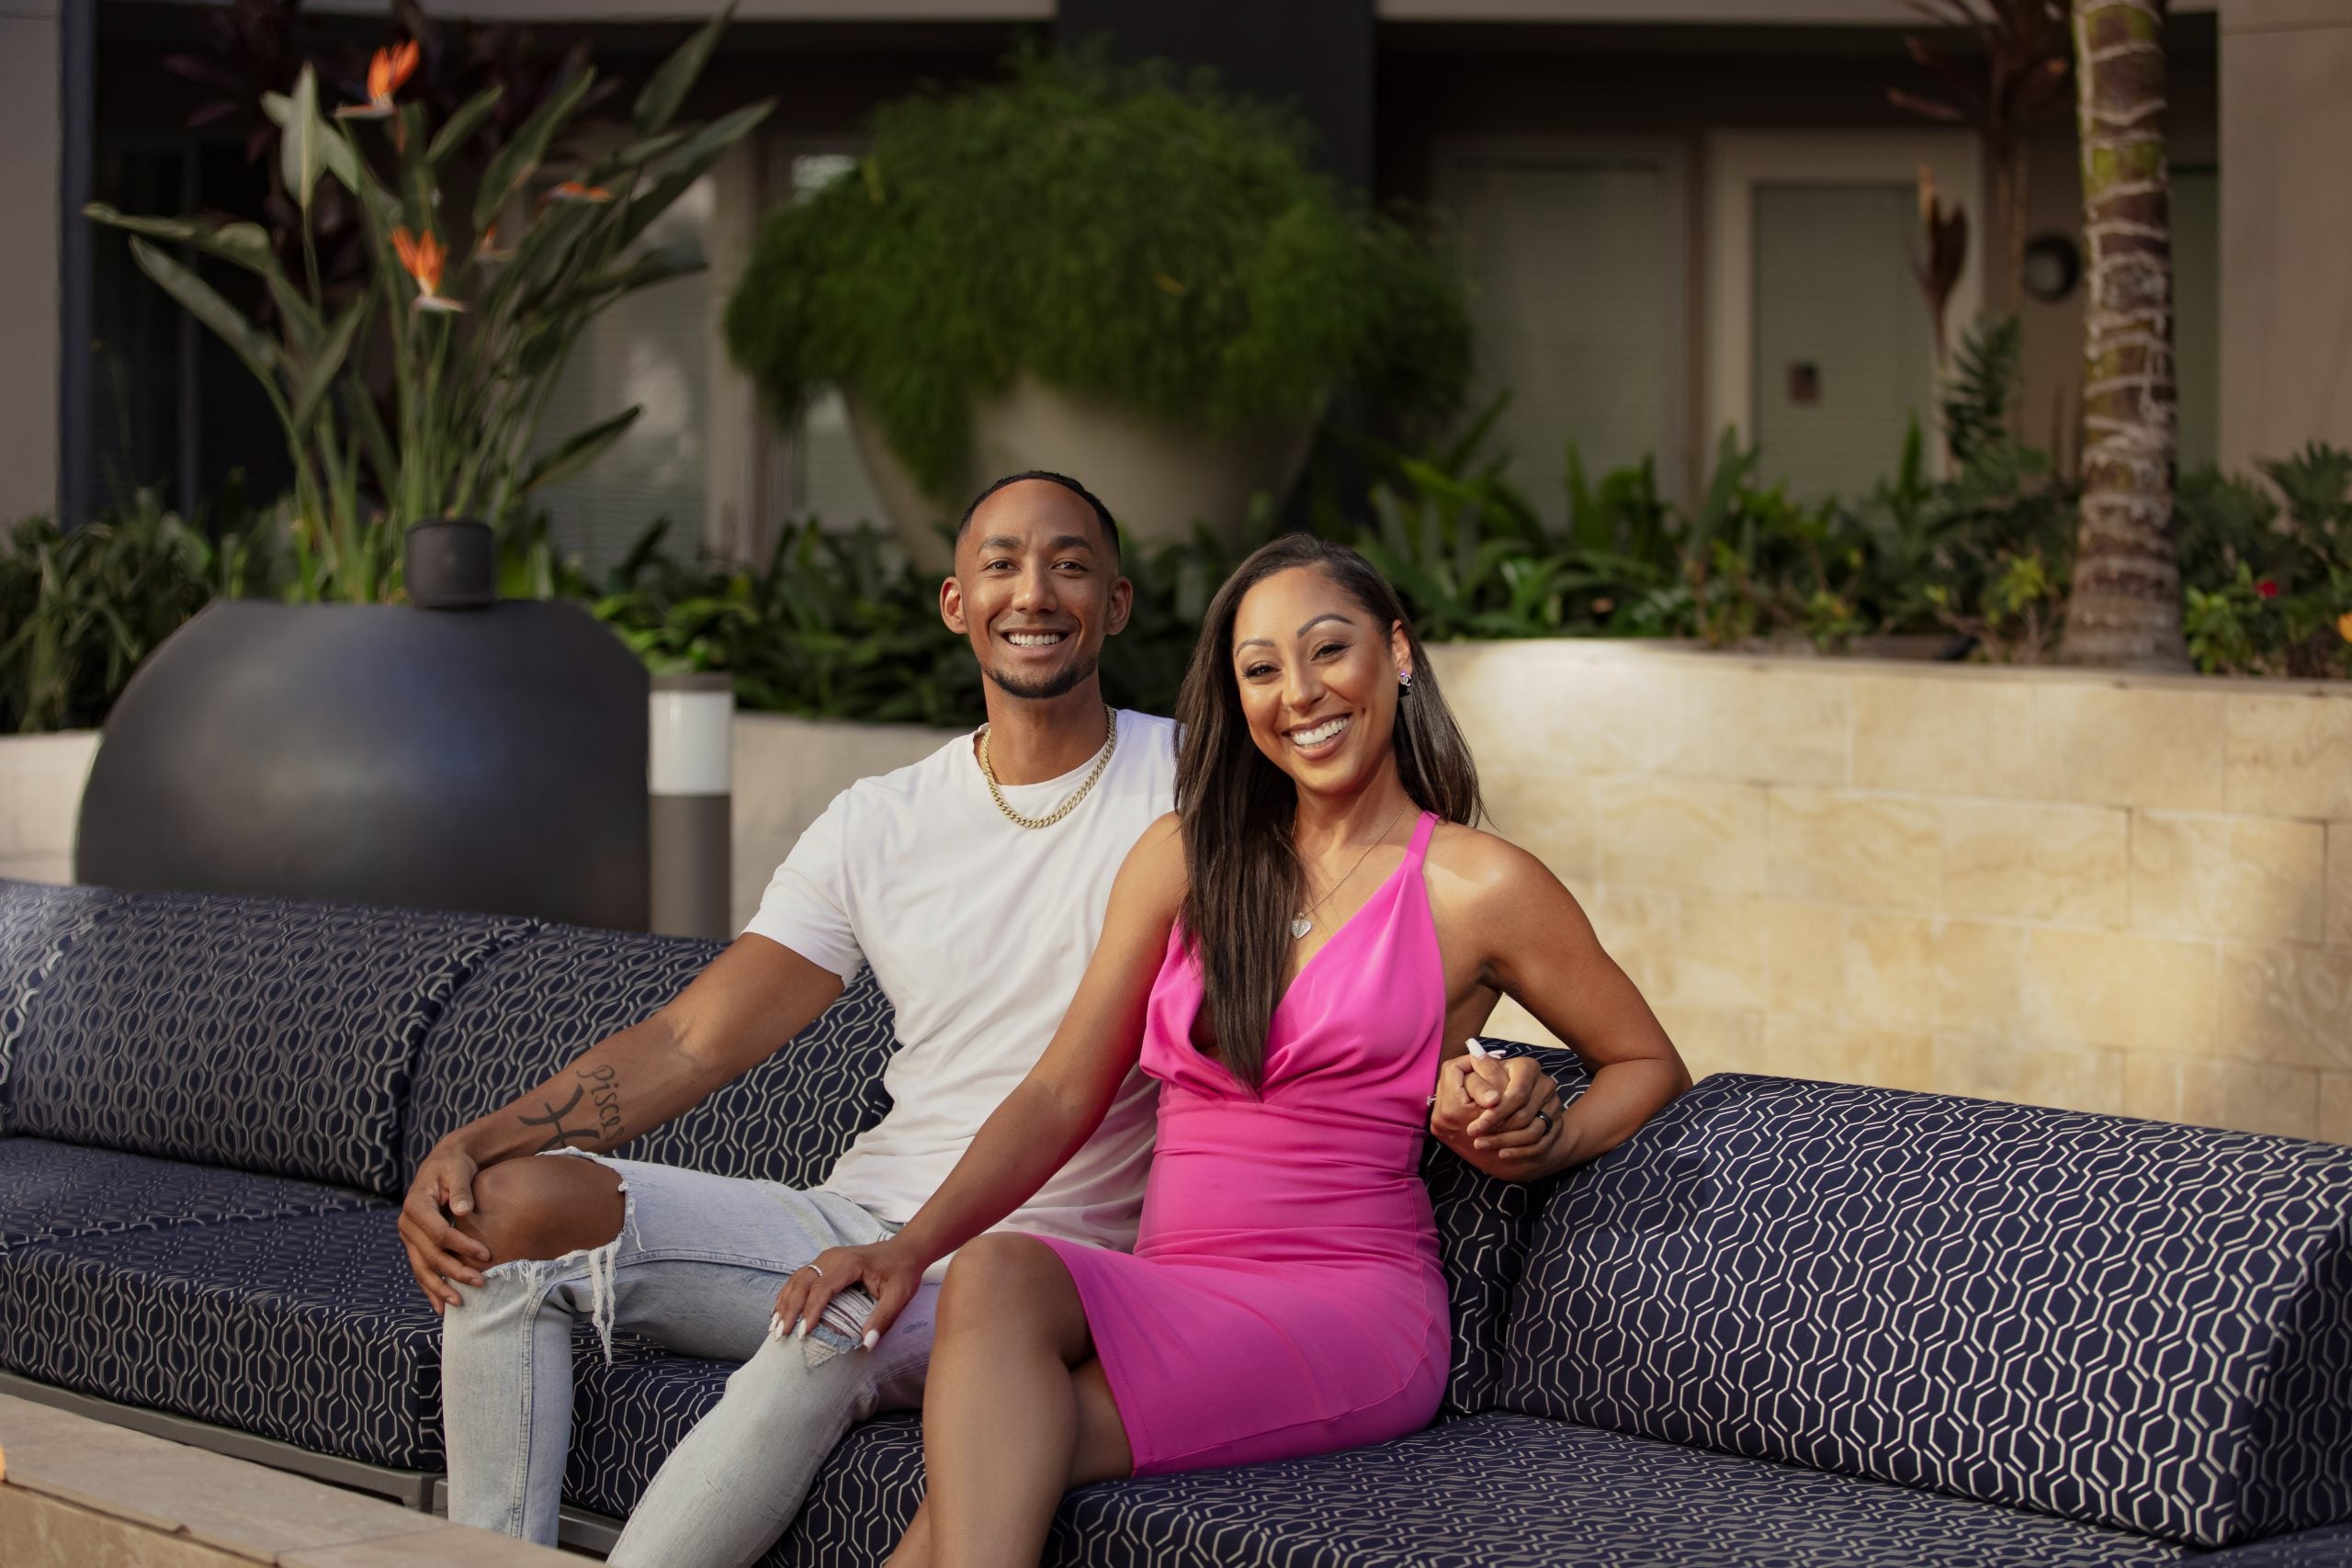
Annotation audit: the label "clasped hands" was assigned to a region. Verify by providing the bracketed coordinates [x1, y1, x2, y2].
[1429, 1048, 1567, 1177]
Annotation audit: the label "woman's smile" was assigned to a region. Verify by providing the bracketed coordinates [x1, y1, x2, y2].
[1285, 713, 1352, 759]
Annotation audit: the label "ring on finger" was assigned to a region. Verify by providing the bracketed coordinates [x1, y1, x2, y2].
[1534, 1109, 1554, 1136]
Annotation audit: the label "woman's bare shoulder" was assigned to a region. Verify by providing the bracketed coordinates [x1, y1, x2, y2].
[1425, 818, 1559, 900]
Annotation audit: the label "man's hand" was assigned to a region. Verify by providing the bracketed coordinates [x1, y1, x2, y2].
[1430, 1051, 1567, 1179]
[399, 1142, 494, 1314]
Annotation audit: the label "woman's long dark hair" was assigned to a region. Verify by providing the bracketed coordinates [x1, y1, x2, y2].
[1173, 535, 1482, 1092]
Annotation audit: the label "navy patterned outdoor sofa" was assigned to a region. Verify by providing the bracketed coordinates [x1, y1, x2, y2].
[3, 874, 2349, 1567]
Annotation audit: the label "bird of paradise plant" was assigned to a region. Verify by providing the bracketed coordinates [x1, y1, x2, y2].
[336, 37, 418, 121]
[86, 6, 771, 604]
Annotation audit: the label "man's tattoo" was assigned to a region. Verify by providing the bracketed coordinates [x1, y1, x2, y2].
[576, 1063, 626, 1143]
[518, 1065, 627, 1154]
[518, 1085, 599, 1152]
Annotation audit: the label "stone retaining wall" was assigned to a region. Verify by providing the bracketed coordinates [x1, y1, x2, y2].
[0, 731, 96, 886]
[1430, 641, 2352, 1145]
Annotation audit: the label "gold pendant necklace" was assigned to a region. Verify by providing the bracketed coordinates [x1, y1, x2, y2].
[1291, 802, 1412, 941]
[978, 706, 1118, 829]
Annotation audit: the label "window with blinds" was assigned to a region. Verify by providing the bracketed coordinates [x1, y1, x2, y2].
[1438, 147, 1684, 526]
[1749, 181, 1934, 504]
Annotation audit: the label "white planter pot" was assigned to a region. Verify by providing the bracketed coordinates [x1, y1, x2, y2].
[848, 373, 1318, 571]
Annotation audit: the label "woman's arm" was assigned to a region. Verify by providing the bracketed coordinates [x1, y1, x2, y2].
[777, 814, 1187, 1340]
[1438, 833, 1692, 1182]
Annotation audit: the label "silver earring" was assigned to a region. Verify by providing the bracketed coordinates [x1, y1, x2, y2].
[1399, 671, 1414, 693]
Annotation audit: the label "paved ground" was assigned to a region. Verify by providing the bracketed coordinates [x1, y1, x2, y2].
[0, 1393, 571, 1566]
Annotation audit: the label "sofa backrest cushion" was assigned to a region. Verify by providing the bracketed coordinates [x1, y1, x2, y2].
[403, 923, 895, 1190]
[1, 880, 126, 1135]
[6, 886, 534, 1195]
[1495, 1073, 2352, 1548]
[1420, 1037, 1590, 1420]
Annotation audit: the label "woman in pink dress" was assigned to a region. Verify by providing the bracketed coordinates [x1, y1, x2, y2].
[777, 536, 1691, 1566]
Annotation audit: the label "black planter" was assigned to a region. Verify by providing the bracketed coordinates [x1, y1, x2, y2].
[76, 598, 650, 931]
[404, 517, 496, 609]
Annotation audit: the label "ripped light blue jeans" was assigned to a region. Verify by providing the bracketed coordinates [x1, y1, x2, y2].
[441, 1150, 939, 1563]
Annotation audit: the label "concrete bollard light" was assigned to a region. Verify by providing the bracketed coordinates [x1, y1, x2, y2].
[649, 672, 735, 940]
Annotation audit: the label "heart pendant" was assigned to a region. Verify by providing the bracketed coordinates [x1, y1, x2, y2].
[1290, 914, 1314, 940]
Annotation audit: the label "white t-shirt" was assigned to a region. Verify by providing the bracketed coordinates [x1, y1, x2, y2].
[743, 708, 1178, 1262]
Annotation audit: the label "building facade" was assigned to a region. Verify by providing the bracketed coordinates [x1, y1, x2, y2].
[6, 0, 2348, 574]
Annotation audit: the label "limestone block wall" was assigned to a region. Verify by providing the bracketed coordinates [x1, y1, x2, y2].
[1430, 641, 2352, 1145]
[729, 714, 951, 931]
[0, 731, 96, 886]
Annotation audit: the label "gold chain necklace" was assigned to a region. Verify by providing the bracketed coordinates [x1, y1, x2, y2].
[1291, 802, 1412, 941]
[977, 706, 1118, 830]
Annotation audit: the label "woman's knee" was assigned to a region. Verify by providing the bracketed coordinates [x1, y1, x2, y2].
[456, 1155, 625, 1266]
[935, 1234, 1082, 1352]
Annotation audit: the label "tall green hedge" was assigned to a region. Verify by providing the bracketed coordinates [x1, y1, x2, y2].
[724, 51, 1470, 494]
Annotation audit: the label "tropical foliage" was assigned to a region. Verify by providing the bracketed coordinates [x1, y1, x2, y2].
[2177, 446, 2352, 679]
[724, 49, 1469, 497]
[0, 491, 254, 733]
[85, 8, 769, 604]
[12, 321, 2348, 735]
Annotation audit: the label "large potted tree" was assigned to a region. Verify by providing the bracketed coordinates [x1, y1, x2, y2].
[725, 51, 1469, 566]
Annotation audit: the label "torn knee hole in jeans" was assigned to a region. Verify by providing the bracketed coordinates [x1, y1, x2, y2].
[481, 1147, 637, 1363]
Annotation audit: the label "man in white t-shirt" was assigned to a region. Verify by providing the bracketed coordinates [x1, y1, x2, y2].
[397, 473, 1560, 1562]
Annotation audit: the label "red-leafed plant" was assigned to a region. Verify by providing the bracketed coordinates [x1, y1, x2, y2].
[1889, 0, 2074, 310]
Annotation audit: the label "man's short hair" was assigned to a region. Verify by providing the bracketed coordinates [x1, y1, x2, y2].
[956, 470, 1121, 562]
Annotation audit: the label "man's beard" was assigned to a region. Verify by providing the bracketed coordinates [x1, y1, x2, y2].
[985, 650, 1101, 702]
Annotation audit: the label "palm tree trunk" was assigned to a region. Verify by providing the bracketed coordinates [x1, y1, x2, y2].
[2061, 0, 2188, 668]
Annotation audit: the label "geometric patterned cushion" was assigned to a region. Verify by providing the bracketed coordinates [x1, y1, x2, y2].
[1419, 1036, 1589, 1419]
[6, 887, 535, 1195]
[765, 1411, 2190, 1568]
[564, 1335, 730, 1519]
[766, 1416, 927, 1568]
[0, 1207, 443, 1469]
[2194, 1526, 2352, 1565]
[0, 880, 124, 1134]
[403, 924, 896, 1191]
[401, 924, 726, 1178]
[1498, 1075, 2352, 1549]
[0, 1137, 378, 1248]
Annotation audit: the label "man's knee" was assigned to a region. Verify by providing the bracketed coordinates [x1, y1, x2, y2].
[456, 1155, 625, 1267]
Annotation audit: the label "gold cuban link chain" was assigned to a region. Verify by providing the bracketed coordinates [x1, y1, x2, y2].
[977, 705, 1118, 829]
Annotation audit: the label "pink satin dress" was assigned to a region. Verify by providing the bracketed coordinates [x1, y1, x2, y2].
[1035, 810, 1451, 1476]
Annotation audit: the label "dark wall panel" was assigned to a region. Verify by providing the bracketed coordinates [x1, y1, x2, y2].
[1058, 0, 1374, 188]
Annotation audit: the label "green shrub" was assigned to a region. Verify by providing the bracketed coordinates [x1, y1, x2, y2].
[723, 49, 1470, 496]
[584, 515, 1236, 725]
[0, 491, 250, 733]
[2176, 445, 2352, 678]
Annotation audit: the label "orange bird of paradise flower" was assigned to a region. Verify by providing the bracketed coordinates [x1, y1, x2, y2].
[2338, 609, 2352, 645]
[338, 40, 420, 119]
[393, 227, 464, 312]
[546, 181, 616, 204]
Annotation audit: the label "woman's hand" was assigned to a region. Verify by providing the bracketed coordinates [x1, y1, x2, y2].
[1429, 1052, 1567, 1179]
[772, 1237, 931, 1349]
